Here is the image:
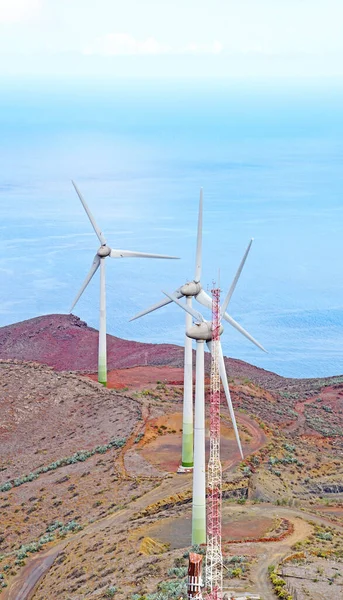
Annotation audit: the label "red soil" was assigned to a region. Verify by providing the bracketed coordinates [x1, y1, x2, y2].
[86, 366, 185, 390]
[221, 515, 273, 541]
[225, 519, 295, 545]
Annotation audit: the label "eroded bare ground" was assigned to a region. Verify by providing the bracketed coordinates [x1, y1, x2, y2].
[0, 361, 343, 599]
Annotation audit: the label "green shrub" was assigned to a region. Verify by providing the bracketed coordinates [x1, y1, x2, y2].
[104, 587, 117, 597]
[167, 566, 187, 578]
[0, 483, 11, 492]
[316, 531, 333, 541]
[225, 555, 247, 564]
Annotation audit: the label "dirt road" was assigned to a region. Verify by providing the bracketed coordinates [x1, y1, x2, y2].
[252, 510, 312, 600]
[4, 549, 62, 600]
[251, 505, 343, 600]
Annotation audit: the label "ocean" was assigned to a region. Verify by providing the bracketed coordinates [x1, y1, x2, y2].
[1, 77, 343, 379]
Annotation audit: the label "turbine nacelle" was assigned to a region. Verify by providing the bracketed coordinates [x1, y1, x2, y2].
[180, 281, 202, 296]
[187, 321, 224, 341]
[97, 245, 111, 258]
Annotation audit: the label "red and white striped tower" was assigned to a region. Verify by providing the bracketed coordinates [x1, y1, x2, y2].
[205, 286, 223, 599]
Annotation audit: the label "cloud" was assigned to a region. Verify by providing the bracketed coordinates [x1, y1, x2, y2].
[185, 41, 223, 55]
[83, 33, 224, 56]
[0, 0, 41, 23]
[83, 33, 170, 56]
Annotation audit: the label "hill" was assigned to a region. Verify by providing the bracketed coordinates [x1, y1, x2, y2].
[0, 315, 343, 599]
[2, 313, 343, 395]
[2, 313, 343, 434]
[0, 313, 184, 372]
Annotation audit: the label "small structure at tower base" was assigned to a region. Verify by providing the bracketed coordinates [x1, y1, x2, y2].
[177, 464, 194, 474]
[188, 552, 203, 599]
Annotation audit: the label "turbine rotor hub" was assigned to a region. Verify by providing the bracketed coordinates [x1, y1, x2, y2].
[180, 281, 202, 296]
[97, 245, 111, 257]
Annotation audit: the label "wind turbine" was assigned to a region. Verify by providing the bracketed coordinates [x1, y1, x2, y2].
[70, 180, 179, 386]
[163, 274, 252, 545]
[130, 190, 266, 470]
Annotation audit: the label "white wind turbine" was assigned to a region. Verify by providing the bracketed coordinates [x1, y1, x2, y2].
[70, 181, 179, 386]
[163, 273, 253, 545]
[130, 189, 266, 470]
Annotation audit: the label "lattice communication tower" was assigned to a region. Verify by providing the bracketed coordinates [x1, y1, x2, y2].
[205, 286, 223, 599]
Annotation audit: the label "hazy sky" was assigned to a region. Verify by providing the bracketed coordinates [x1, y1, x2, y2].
[1, 0, 343, 78]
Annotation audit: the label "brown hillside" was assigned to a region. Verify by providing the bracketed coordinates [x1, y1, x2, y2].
[1, 359, 342, 600]
[0, 361, 140, 482]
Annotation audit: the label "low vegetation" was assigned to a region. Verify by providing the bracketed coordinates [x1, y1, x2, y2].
[0, 438, 127, 493]
[268, 565, 292, 600]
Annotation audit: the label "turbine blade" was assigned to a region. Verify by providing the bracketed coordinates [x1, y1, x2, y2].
[194, 188, 203, 283]
[195, 288, 213, 310]
[223, 313, 267, 353]
[69, 254, 100, 312]
[221, 239, 253, 317]
[197, 289, 267, 353]
[162, 290, 205, 322]
[217, 342, 244, 459]
[110, 249, 179, 259]
[71, 180, 106, 246]
[130, 290, 183, 322]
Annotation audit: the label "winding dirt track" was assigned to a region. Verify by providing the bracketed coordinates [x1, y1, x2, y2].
[284, 398, 313, 435]
[4, 549, 62, 600]
[117, 402, 152, 478]
[251, 506, 343, 600]
[223, 414, 267, 471]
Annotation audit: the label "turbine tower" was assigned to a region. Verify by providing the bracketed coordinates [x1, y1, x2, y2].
[131, 190, 266, 471]
[164, 295, 244, 544]
[70, 181, 178, 386]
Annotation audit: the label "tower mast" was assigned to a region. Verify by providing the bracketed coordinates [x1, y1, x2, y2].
[205, 286, 223, 598]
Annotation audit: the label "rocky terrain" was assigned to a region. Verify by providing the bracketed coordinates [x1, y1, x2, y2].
[0, 315, 342, 599]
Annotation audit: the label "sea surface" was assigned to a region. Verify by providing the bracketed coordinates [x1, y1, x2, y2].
[1, 77, 343, 379]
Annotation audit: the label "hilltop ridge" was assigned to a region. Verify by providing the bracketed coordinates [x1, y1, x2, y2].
[1, 313, 343, 397]
[1, 313, 337, 394]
